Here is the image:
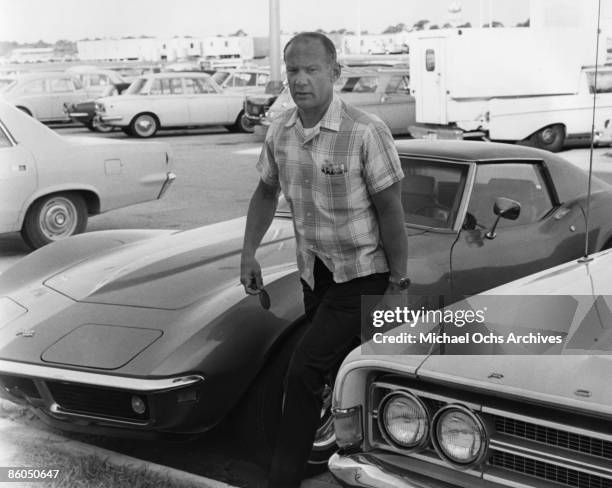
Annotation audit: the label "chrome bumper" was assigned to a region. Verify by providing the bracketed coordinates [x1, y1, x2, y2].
[328, 452, 458, 488]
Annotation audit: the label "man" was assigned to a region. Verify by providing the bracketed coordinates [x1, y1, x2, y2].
[240, 32, 409, 487]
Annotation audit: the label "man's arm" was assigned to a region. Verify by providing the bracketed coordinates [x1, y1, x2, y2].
[240, 179, 280, 294]
[371, 181, 408, 288]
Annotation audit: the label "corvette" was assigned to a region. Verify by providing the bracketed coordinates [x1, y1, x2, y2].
[1, 140, 612, 467]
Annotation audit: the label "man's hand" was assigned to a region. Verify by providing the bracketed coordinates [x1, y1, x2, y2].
[240, 254, 263, 295]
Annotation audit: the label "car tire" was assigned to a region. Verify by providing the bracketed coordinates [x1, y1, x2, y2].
[21, 193, 88, 249]
[230, 110, 254, 133]
[529, 124, 565, 152]
[93, 118, 114, 133]
[121, 127, 133, 136]
[233, 320, 337, 471]
[130, 113, 159, 138]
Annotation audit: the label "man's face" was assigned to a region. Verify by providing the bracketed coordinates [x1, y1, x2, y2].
[284, 38, 339, 114]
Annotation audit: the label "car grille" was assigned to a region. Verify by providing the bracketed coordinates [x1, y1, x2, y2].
[489, 451, 612, 488]
[493, 415, 612, 461]
[46, 381, 149, 422]
[245, 99, 271, 117]
[369, 378, 612, 488]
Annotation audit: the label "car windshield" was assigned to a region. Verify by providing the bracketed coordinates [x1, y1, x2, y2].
[400, 158, 469, 230]
[124, 77, 148, 95]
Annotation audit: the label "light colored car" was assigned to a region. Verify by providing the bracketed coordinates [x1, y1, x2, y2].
[329, 248, 612, 487]
[0, 71, 88, 122]
[95, 72, 252, 137]
[253, 67, 413, 135]
[0, 101, 175, 248]
[66, 66, 131, 99]
[212, 68, 270, 93]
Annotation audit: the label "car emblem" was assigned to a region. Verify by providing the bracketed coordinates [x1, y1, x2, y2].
[488, 372, 504, 379]
[16, 330, 35, 338]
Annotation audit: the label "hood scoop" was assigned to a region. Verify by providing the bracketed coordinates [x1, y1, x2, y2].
[41, 324, 162, 370]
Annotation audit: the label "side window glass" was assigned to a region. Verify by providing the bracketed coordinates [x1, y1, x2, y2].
[49, 78, 73, 93]
[150, 79, 163, 95]
[0, 122, 12, 148]
[468, 164, 553, 229]
[22, 80, 46, 94]
[170, 78, 183, 94]
[256, 73, 268, 86]
[200, 79, 217, 94]
[353, 76, 378, 93]
[385, 76, 402, 94]
[425, 49, 435, 71]
[587, 71, 612, 94]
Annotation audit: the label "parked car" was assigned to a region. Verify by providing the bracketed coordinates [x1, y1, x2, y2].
[0, 71, 88, 122]
[65, 66, 131, 99]
[329, 245, 612, 488]
[245, 67, 414, 135]
[212, 68, 269, 93]
[0, 101, 175, 248]
[0, 140, 610, 468]
[64, 84, 130, 133]
[95, 72, 252, 137]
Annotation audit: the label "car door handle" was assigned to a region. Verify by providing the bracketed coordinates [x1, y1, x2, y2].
[553, 207, 571, 220]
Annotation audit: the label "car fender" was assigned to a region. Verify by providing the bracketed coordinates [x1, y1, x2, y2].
[16, 184, 102, 228]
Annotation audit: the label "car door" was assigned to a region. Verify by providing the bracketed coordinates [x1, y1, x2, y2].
[340, 75, 381, 118]
[147, 77, 190, 126]
[450, 162, 587, 296]
[0, 120, 37, 233]
[48, 77, 86, 120]
[15, 78, 52, 120]
[375, 74, 414, 134]
[186, 77, 229, 124]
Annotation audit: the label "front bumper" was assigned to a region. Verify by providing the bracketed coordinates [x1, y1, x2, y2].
[329, 452, 459, 488]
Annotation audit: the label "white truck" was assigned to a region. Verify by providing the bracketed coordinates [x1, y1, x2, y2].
[408, 27, 610, 151]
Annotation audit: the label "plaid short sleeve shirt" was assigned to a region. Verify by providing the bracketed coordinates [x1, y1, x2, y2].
[257, 95, 404, 289]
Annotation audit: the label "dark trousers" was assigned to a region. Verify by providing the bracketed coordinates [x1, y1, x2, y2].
[268, 258, 389, 488]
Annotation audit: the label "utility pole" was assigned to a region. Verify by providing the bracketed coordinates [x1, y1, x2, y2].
[266, 0, 283, 94]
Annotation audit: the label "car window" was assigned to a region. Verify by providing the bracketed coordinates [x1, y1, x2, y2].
[126, 77, 147, 95]
[256, 73, 269, 86]
[169, 78, 183, 94]
[468, 163, 553, 229]
[587, 70, 612, 94]
[21, 79, 46, 94]
[150, 78, 183, 95]
[212, 71, 230, 85]
[231, 73, 254, 87]
[185, 78, 202, 94]
[198, 79, 217, 94]
[49, 78, 74, 93]
[400, 158, 469, 229]
[352, 76, 378, 93]
[0, 121, 13, 148]
[385, 75, 410, 95]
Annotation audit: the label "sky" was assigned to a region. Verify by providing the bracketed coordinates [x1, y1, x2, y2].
[0, 0, 536, 43]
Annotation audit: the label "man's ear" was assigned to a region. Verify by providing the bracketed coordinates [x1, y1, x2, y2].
[331, 62, 341, 82]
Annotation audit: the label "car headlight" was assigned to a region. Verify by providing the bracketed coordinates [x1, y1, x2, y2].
[95, 102, 105, 113]
[378, 392, 429, 449]
[432, 405, 487, 467]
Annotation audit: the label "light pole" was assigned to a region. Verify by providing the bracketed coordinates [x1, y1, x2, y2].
[267, 0, 283, 94]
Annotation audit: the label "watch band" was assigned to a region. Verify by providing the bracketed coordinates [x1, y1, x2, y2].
[389, 276, 411, 289]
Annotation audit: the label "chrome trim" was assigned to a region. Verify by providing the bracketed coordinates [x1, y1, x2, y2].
[67, 112, 89, 117]
[49, 403, 150, 427]
[157, 171, 176, 199]
[100, 115, 123, 121]
[431, 404, 489, 469]
[0, 118, 17, 146]
[0, 360, 204, 392]
[328, 452, 467, 488]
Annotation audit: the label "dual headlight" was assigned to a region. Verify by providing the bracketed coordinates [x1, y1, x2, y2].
[378, 392, 487, 468]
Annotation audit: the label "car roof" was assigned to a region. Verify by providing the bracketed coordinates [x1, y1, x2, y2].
[140, 72, 213, 79]
[12, 71, 78, 81]
[394, 139, 563, 162]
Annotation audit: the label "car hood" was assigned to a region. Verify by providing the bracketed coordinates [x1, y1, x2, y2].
[43, 217, 297, 310]
[353, 250, 612, 414]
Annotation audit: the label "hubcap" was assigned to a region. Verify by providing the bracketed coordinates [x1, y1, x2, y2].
[135, 115, 156, 136]
[39, 197, 78, 240]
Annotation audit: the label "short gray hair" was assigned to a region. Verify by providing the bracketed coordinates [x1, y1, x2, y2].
[283, 32, 338, 66]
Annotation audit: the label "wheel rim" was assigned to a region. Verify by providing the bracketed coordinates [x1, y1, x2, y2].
[134, 115, 156, 137]
[93, 119, 113, 133]
[312, 383, 336, 454]
[38, 196, 78, 241]
[240, 114, 254, 132]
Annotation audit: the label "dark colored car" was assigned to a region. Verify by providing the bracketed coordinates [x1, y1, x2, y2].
[1, 140, 612, 468]
[64, 83, 131, 132]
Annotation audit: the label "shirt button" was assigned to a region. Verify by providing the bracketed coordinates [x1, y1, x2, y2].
[305, 179, 310, 183]
[306, 212, 312, 217]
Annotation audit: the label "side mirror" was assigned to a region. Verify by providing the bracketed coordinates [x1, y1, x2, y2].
[485, 197, 521, 239]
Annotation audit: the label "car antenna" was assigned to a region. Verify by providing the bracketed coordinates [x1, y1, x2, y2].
[578, 0, 603, 264]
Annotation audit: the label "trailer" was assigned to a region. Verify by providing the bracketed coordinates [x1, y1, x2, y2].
[408, 27, 606, 150]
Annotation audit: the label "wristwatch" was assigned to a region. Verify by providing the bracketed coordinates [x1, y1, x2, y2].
[389, 276, 411, 290]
